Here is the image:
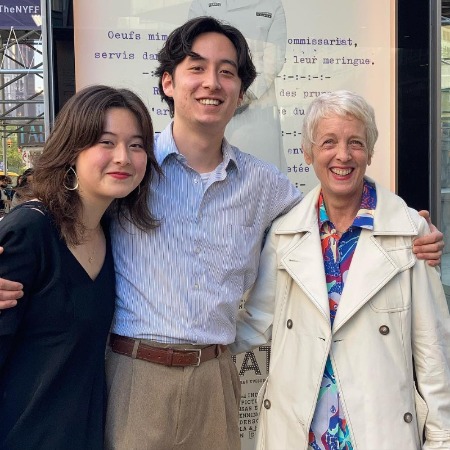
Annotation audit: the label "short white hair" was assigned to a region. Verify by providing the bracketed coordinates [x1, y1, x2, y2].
[301, 90, 378, 159]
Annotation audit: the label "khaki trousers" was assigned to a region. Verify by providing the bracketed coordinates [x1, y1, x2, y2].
[105, 343, 241, 450]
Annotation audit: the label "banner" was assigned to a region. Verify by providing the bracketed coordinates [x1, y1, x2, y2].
[74, 2, 395, 448]
[0, 0, 41, 30]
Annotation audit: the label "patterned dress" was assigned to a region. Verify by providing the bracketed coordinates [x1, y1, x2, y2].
[308, 180, 377, 450]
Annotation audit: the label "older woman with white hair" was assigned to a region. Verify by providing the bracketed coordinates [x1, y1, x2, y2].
[232, 90, 450, 449]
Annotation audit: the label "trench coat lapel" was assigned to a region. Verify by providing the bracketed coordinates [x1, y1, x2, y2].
[276, 185, 330, 323]
[332, 231, 399, 332]
[281, 229, 330, 323]
[333, 180, 418, 332]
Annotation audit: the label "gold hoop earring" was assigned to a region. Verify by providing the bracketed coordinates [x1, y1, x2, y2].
[63, 166, 79, 191]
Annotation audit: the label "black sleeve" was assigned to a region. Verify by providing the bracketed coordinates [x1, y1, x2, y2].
[0, 207, 50, 369]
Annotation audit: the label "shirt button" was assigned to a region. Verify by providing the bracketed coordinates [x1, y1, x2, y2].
[379, 325, 390, 335]
[286, 319, 293, 329]
[194, 178, 199, 184]
[194, 283, 199, 289]
[403, 412, 413, 423]
[263, 399, 271, 409]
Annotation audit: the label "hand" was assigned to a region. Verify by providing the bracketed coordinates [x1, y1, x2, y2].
[413, 210, 444, 267]
[0, 246, 24, 309]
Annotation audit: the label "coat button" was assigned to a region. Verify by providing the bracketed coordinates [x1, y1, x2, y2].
[379, 325, 390, 335]
[403, 412, 413, 423]
[263, 399, 271, 409]
[287, 319, 293, 329]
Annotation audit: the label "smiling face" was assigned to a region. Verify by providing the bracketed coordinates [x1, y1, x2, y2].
[161, 31, 243, 136]
[305, 114, 371, 204]
[74, 107, 147, 206]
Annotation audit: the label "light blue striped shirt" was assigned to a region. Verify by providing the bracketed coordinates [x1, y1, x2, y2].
[110, 123, 302, 344]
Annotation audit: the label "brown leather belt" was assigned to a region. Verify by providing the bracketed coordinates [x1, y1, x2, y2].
[109, 334, 227, 367]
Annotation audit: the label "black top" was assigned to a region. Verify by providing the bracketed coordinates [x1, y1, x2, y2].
[0, 202, 115, 449]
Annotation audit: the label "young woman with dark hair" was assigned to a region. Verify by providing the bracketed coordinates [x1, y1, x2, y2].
[0, 85, 160, 449]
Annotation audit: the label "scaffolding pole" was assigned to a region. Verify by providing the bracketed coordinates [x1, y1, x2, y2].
[0, 36, 6, 175]
[41, 0, 54, 138]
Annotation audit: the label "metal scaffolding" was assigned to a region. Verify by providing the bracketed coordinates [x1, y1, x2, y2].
[0, 26, 45, 175]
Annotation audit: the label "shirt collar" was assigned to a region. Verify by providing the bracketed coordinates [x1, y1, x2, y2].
[154, 122, 179, 166]
[318, 179, 377, 231]
[221, 138, 239, 172]
[155, 122, 239, 172]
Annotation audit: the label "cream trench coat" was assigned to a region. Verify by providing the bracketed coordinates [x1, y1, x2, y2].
[231, 179, 450, 450]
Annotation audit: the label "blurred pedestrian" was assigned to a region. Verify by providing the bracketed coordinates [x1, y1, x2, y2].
[11, 169, 34, 209]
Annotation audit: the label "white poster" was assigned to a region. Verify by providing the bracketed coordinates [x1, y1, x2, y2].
[74, 2, 395, 448]
[74, 0, 395, 193]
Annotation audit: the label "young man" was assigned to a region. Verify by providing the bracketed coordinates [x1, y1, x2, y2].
[105, 17, 301, 450]
[0, 16, 444, 450]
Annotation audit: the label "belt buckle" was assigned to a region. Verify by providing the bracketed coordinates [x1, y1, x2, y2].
[191, 348, 201, 367]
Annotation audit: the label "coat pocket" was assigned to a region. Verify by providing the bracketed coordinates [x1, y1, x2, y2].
[369, 274, 411, 312]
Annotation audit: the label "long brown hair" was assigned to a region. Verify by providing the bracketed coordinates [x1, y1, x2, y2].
[33, 85, 162, 245]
